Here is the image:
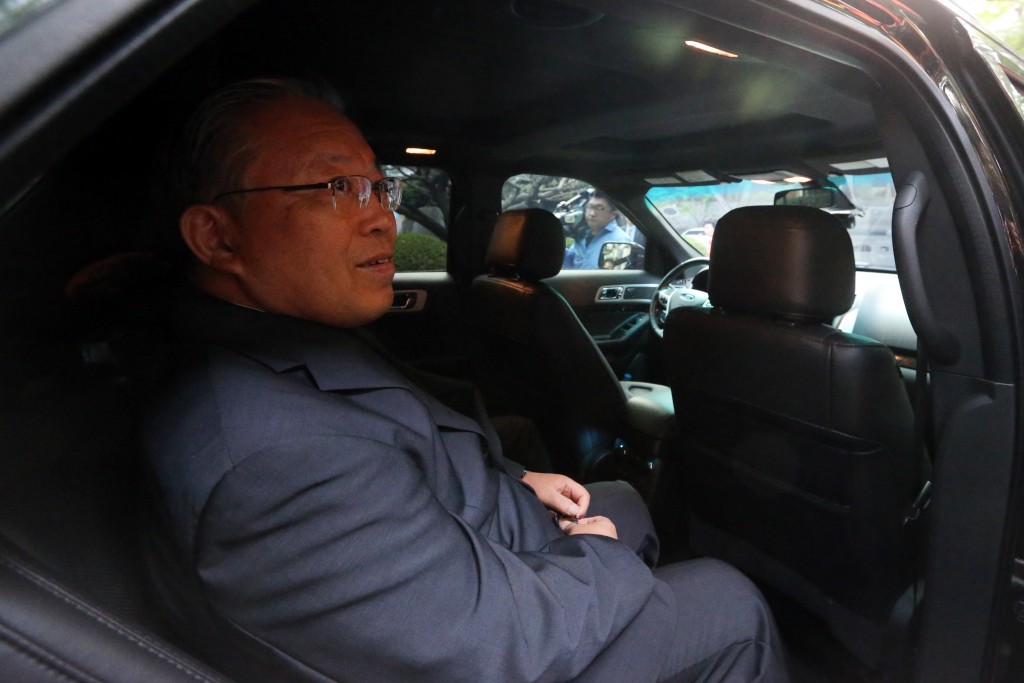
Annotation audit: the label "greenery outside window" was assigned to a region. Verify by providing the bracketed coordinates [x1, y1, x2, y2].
[383, 165, 450, 272]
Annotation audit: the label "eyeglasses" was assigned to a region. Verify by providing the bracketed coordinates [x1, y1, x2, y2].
[212, 175, 403, 211]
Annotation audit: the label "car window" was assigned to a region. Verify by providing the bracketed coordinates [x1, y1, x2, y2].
[645, 167, 896, 271]
[502, 173, 646, 271]
[383, 164, 450, 272]
[961, 17, 1024, 124]
[0, 0, 62, 39]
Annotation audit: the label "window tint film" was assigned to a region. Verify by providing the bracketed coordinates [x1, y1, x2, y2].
[383, 165, 450, 272]
[502, 174, 646, 271]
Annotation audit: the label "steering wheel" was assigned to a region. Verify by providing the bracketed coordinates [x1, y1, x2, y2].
[650, 257, 711, 337]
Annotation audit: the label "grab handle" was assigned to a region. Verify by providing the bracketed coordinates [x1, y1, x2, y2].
[891, 171, 960, 365]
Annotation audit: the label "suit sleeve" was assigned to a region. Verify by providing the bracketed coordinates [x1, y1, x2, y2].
[195, 435, 661, 683]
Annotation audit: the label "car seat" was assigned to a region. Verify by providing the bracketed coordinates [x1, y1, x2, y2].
[469, 208, 628, 478]
[663, 205, 926, 667]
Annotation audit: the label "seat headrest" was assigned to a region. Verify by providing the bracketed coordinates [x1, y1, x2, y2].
[709, 205, 855, 322]
[485, 209, 565, 281]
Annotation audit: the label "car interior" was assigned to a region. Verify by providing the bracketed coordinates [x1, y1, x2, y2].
[2, 0, 1022, 681]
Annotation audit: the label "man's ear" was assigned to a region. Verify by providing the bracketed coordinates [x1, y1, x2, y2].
[179, 204, 242, 274]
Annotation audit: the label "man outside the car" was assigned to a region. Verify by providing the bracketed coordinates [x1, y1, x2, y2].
[141, 77, 789, 683]
[563, 191, 631, 269]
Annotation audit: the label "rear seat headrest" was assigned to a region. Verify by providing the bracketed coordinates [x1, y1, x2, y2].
[485, 209, 565, 281]
[709, 205, 855, 322]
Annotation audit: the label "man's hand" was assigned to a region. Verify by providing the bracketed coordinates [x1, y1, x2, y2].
[560, 515, 618, 539]
[521, 471, 590, 519]
[520, 471, 618, 538]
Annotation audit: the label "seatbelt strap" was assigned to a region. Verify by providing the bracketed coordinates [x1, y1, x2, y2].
[904, 342, 932, 525]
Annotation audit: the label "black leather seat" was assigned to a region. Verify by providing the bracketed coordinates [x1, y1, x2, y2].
[469, 208, 628, 478]
[0, 321, 231, 681]
[663, 205, 924, 666]
[0, 535, 231, 683]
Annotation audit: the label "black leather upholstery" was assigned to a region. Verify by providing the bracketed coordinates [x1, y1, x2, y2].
[664, 205, 923, 665]
[483, 209, 566, 280]
[0, 262, 233, 682]
[708, 206, 855, 321]
[470, 209, 627, 477]
[0, 371, 232, 682]
[0, 537, 230, 683]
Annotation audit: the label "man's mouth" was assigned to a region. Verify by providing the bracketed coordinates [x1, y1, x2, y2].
[360, 255, 394, 268]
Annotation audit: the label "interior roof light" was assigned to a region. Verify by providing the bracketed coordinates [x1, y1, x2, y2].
[685, 40, 739, 59]
[405, 147, 437, 155]
[675, 169, 718, 183]
[735, 170, 802, 183]
[831, 158, 889, 171]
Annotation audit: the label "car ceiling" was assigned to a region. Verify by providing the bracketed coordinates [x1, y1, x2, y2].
[167, 0, 883, 184]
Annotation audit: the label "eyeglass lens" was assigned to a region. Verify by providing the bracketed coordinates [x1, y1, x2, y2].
[331, 176, 402, 211]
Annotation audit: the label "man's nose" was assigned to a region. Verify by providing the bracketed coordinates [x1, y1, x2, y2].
[364, 206, 397, 234]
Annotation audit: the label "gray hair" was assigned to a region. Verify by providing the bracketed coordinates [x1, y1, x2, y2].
[147, 76, 345, 268]
[176, 76, 345, 209]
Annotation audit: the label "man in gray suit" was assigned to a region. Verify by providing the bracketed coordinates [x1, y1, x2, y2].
[141, 77, 788, 682]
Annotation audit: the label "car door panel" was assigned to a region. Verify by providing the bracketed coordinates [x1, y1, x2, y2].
[366, 272, 471, 379]
[545, 269, 661, 378]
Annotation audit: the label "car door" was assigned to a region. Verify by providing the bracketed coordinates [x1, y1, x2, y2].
[501, 174, 663, 380]
[363, 165, 473, 379]
[544, 268, 661, 380]
[368, 271, 471, 377]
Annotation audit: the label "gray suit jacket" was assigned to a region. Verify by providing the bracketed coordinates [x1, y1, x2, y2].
[142, 292, 675, 682]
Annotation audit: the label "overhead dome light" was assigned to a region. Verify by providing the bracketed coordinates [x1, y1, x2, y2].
[405, 147, 437, 155]
[736, 171, 802, 183]
[685, 40, 739, 59]
[831, 157, 889, 172]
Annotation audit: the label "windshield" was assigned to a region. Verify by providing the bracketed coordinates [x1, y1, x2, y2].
[646, 170, 896, 271]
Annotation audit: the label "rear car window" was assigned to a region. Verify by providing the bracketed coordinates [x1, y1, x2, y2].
[383, 165, 450, 272]
[502, 174, 646, 270]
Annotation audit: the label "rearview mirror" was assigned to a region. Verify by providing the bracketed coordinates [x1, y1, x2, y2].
[774, 186, 863, 229]
[599, 242, 644, 270]
[774, 187, 844, 208]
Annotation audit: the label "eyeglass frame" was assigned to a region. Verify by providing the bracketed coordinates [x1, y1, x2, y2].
[212, 175, 403, 211]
